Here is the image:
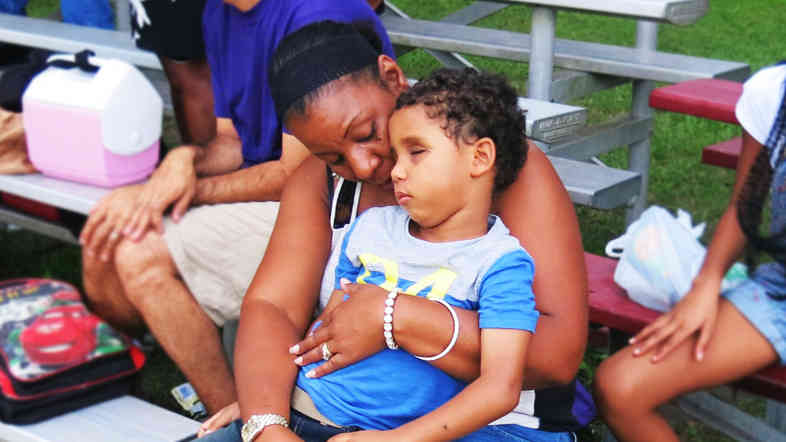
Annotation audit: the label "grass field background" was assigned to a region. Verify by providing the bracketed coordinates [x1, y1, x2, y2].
[3, 0, 786, 439]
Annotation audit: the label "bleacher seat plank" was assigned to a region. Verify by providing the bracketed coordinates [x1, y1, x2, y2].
[585, 252, 659, 334]
[701, 136, 742, 170]
[381, 16, 750, 84]
[502, 0, 708, 25]
[0, 13, 160, 70]
[0, 174, 109, 216]
[550, 157, 641, 209]
[649, 78, 742, 124]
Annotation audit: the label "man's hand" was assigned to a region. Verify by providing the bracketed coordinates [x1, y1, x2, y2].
[124, 146, 199, 240]
[80, 184, 145, 261]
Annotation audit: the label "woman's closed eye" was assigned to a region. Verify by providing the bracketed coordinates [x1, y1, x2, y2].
[357, 121, 377, 143]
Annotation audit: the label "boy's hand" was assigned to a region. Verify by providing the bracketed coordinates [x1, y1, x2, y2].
[196, 401, 239, 437]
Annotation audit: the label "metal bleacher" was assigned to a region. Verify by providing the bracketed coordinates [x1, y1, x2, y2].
[0, 4, 645, 240]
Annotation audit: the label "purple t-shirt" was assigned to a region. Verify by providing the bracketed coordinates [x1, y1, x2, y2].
[202, 0, 395, 167]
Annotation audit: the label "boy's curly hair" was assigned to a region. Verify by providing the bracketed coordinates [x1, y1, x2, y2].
[395, 68, 527, 194]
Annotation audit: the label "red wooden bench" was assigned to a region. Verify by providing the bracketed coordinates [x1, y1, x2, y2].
[649, 78, 744, 170]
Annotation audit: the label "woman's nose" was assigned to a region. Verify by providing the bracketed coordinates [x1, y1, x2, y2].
[349, 148, 381, 181]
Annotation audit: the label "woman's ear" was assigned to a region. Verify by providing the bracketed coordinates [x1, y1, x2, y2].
[470, 137, 496, 178]
[378, 55, 408, 94]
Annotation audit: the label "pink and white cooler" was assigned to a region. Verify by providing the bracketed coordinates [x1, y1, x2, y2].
[22, 52, 162, 188]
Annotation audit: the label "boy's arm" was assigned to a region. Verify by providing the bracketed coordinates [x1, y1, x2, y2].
[330, 329, 531, 442]
[394, 329, 530, 440]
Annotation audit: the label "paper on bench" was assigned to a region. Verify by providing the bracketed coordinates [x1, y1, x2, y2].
[0, 395, 199, 442]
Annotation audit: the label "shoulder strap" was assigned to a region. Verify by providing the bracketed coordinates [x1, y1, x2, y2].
[330, 176, 362, 230]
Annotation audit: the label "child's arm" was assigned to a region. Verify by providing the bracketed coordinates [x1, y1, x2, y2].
[328, 329, 531, 442]
[630, 130, 765, 362]
[399, 328, 531, 440]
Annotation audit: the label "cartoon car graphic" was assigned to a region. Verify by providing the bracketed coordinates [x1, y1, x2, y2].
[20, 304, 100, 366]
[51, 290, 81, 303]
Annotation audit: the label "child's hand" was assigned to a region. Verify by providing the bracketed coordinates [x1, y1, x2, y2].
[328, 429, 401, 441]
[196, 401, 239, 437]
[629, 278, 722, 363]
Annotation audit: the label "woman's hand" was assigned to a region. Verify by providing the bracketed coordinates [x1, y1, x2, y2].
[629, 277, 722, 363]
[196, 401, 239, 438]
[79, 184, 145, 261]
[289, 280, 388, 378]
[328, 430, 401, 442]
[124, 146, 199, 240]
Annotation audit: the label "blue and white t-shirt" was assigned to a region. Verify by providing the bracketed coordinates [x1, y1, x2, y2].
[297, 206, 539, 430]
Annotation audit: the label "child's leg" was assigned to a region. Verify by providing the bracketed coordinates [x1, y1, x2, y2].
[594, 299, 778, 442]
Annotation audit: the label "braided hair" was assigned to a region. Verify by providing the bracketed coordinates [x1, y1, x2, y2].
[737, 70, 786, 269]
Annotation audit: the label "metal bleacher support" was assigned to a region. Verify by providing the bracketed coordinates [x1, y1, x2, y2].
[380, 0, 750, 221]
[0, 5, 643, 226]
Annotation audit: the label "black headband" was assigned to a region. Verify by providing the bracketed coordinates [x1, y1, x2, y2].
[271, 33, 379, 121]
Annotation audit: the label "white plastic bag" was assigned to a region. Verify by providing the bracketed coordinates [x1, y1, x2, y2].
[605, 206, 706, 312]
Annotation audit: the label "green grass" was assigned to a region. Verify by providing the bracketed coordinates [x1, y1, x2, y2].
[6, 0, 786, 438]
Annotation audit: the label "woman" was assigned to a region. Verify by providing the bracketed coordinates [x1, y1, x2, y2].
[595, 63, 786, 441]
[201, 20, 591, 441]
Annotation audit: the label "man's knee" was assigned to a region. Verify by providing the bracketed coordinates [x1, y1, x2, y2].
[82, 247, 116, 303]
[114, 233, 177, 304]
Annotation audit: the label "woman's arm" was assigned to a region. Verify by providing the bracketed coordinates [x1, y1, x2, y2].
[495, 145, 587, 387]
[233, 156, 332, 435]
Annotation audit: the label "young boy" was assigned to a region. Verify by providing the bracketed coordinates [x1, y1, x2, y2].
[297, 68, 543, 441]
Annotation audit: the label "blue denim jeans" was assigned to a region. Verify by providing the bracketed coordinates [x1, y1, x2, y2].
[456, 425, 575, 442]
[199, 411, 575, 442]
[0, 0, 113, 29]
[199, 410, 363, 442]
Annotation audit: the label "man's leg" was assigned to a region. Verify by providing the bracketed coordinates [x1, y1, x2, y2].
[113, 232, 236, 414]
[82, 248, 146, 337]
[159, 56, 216, 145]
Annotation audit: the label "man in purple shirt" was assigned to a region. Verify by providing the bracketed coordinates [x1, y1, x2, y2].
[79, 0, 392, 414]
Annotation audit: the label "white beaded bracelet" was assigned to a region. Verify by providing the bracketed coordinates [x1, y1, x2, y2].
[383, 288, 400, 350]
[415, 298, 459, 361]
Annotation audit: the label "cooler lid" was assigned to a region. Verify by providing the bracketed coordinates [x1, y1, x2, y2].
[22, 53, 162, 156]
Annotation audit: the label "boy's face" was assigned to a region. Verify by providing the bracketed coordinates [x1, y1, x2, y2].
[389, 105, 476, 233]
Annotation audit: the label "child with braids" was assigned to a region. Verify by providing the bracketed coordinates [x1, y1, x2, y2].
[595, 63, 786, 441]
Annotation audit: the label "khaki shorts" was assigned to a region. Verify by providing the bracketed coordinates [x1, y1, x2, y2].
[163, 202, 279, 326]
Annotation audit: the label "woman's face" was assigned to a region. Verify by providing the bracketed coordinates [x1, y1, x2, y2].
[285, 70, 406, 188]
